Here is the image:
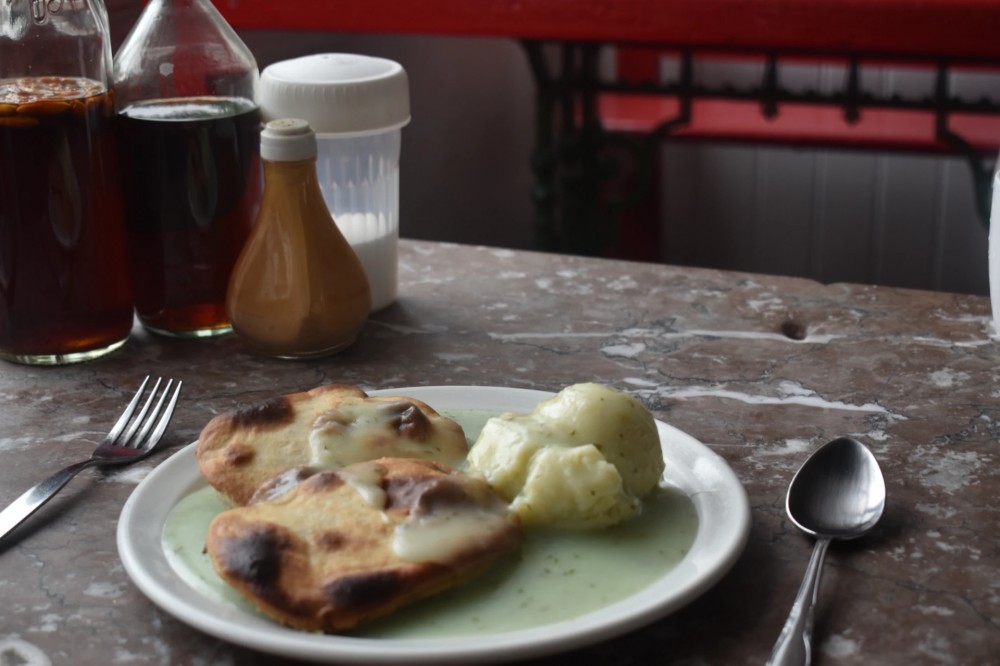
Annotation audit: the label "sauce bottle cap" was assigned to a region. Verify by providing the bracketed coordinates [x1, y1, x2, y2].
[260, 118, 317, 161]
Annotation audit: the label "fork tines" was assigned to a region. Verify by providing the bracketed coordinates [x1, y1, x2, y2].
[113, 377, 183, 449]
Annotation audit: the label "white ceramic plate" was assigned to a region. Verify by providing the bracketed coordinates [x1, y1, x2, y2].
[118, 386, 750, 664]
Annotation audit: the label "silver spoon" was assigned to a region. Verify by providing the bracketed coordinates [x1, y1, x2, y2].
[766, 437, 886, 666]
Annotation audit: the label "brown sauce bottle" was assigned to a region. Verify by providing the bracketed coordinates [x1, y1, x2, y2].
[226, 118, 370, 358]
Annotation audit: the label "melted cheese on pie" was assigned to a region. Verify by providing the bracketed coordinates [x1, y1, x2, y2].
[308, 399, 467, 468]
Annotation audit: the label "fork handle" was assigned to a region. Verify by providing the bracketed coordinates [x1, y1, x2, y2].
[0, 459, 96, 543]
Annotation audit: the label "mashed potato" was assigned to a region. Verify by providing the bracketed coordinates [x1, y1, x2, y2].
[467, 383, 663, 529]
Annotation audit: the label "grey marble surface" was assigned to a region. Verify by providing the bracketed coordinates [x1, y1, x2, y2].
[1, 240, 998, 665]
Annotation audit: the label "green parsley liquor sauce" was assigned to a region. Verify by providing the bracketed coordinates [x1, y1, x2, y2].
[161, 409, 699, 638]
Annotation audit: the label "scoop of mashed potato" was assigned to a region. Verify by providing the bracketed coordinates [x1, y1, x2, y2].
[466, 383, 663, 529]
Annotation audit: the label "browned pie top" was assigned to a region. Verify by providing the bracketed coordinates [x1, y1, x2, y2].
[195, 385, 469, 505]
[206, 457, 522, 632]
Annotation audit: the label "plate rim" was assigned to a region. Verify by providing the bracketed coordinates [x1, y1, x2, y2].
[117, 385, 750, 664]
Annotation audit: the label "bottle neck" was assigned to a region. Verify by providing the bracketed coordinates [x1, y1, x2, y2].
[263, 158, 319, 178]
[262, 158, 324, 200]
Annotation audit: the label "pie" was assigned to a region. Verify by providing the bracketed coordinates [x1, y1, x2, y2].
[196, 384, 469, 505]
[206, 457, 522, 632]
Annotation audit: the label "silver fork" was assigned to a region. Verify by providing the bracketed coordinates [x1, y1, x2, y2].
[0, 376, 182, 542]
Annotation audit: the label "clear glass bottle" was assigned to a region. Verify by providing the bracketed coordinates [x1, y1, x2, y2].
[227, 119, 370, 358]
[113, 0, 261, 338]
[0, 0, 134, 365]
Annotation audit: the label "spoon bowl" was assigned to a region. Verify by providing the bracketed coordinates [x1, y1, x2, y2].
[766, 437, 886, 666]
[787, 437, 886, 539]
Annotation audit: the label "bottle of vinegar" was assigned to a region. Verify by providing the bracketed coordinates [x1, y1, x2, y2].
[114, 0, 261, 338]
[0, 0, 134, 364]
[227, 119, 371, 358]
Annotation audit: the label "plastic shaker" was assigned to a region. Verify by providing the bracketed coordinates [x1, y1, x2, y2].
[258, 54, 410, 311]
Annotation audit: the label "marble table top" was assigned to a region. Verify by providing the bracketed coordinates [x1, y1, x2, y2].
[1, 240, 997, 665]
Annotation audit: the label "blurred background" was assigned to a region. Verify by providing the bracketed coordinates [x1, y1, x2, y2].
[106, 1, 996, 295]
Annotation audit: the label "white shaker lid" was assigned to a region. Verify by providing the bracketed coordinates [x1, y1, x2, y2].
[259, 53, 410, 137]
[260, 118, 317, 161]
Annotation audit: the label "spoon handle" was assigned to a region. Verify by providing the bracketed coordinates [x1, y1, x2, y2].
[766, 537, 832, 666]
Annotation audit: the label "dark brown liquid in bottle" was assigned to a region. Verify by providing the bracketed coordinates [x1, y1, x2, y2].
[0, 77, 134, 362]
[118, 97, 261, 336]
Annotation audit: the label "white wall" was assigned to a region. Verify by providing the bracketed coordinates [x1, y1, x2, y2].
[661, 145, 988, 295]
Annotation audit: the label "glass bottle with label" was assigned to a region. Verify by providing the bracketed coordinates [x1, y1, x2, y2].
[114, 0, 261, 338]
[0, 0, 134, 365]
[227, 119, 371, 358]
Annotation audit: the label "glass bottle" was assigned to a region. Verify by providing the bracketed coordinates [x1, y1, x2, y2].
[0, 0, 134, 365]
[113, 0, 261, 338]
[227, 119, 371, 358]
